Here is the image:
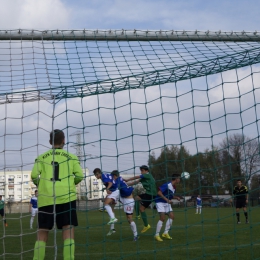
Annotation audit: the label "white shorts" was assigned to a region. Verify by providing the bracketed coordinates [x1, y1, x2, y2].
[106, 190, 120, 203]
[197, 205, 202, 208]
[31, 208, 38, 217]
[120, 197, 134, 214]
[156, 202, 173, 213]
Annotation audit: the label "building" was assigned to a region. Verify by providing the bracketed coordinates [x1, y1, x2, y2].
[0, 169, 136, 203]
[0, 170, 36, 202]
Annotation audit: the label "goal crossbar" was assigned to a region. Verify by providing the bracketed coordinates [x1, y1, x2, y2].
[0, 29, 260, 41]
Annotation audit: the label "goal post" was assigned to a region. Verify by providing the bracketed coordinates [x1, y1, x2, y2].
[0, 29, 259, 259]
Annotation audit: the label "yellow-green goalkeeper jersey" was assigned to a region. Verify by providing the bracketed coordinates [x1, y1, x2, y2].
[31, 148, 84, 208]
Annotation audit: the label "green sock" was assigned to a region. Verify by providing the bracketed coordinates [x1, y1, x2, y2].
[63, 238, 75, 260]
[141, 211, 148, 226]
[135, 201, 140, 216]
[33, 241, 46, 260]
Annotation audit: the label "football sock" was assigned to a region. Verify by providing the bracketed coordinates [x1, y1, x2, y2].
[164, 219, 173, 234]
[110, 223, 115, 230]
[196, 208, 198, 213]
[244, 212, 248, 219]
[33, 241, 46, 260]
[104, 205, 115, 219]
[236, 213, 240, 222]
[155, 220, 163, 236]
[141, 212, 148, 226]
[30, 216, 34, 227]
[63, 238, 75, 260]
[135, 201, 140, 216]
[130, 221, 138, 236]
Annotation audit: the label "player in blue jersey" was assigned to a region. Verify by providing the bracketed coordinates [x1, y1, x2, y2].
[154, 173, 181, 242]
[93, 168, 119, 225]
[111, 170, 138, 241]
[30, 190, 38, 229]
[195, 195, 202, 214]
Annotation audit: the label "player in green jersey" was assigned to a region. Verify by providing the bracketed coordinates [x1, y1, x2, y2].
[31, 129, 84, 260]
[0, 195, 7, 227]
[124, 165, 157, 233]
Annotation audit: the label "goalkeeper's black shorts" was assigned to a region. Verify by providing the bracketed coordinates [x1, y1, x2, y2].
[38, 200, 78, 230]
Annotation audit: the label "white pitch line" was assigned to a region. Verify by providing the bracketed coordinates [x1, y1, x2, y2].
[72, 242, 260, 256]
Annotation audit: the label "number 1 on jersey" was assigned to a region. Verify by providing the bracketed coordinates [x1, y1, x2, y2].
[51, 161, 61, 181]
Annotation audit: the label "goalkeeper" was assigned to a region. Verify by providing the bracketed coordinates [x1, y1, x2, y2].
[31, 129, 84, 260]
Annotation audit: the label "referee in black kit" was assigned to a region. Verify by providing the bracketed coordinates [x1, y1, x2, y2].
[232, 179, 249, 224]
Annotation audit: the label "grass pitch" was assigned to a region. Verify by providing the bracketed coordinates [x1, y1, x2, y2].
[1, 206, 260, 260]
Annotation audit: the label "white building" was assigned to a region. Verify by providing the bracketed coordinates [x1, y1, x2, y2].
[0, 168, 135, 203]
[0, 170, 36, 202]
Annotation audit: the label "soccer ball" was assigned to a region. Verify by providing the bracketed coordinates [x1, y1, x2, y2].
[181, 172, 190, 180]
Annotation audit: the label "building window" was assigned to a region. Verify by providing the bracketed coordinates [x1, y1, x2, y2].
[17, 175, 21, 178]
[24, 188, 29, 191]
[24, 175, 28, 178]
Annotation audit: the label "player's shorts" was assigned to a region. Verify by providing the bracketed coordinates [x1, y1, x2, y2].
[196, 205, 202, 208]
[156, 202, 173, 213]
[38, 200, 78, 230]
[235, 199, 246, 209]
[0, 209, 4, 217]
[120, 197, 134, 214]
[106, 190, 120, 203]
[31, 208, 38, 217]
[139, 193, 154, 208]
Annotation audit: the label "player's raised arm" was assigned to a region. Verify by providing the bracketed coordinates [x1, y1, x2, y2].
[124, 176, 141, 182]
[127, 180, 140, 186]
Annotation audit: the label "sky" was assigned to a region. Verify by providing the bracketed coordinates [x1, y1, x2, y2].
[0, 0, 259, 174]
[0, 0, 259, 31]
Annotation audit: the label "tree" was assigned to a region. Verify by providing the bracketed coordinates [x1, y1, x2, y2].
[149, 145, 192, 185]
[250, 174, 260, 199]
[148, 145, 200, 194]
[220, 134, 260, 183]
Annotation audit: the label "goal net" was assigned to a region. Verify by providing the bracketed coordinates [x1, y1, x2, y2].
[0, 29, 260, 259]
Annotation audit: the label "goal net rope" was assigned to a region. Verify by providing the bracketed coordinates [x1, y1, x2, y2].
[0, 29, 259, 259]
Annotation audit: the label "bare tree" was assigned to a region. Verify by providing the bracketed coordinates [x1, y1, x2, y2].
[220, 134, 260, 183]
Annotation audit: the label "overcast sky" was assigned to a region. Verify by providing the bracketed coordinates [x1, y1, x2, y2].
[0, 0, 259, 174]
[0, 0, 259, 31]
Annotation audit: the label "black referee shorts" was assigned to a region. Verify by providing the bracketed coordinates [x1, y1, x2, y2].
[235, 199, 247, 209]
[38, 200, 78, 230]
[139, 193, 154, 208]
